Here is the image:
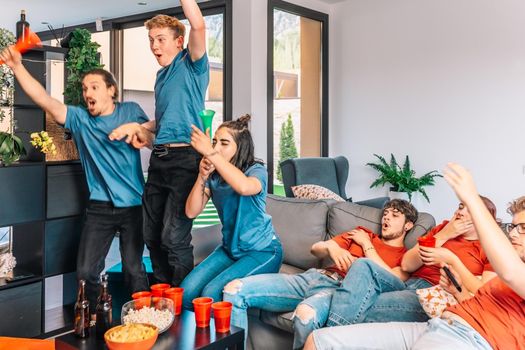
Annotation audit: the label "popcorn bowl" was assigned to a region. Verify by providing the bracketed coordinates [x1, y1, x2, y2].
[121, 297, 175, 333]
[104, 323, 158, 350]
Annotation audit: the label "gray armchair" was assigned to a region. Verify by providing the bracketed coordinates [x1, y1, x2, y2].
[280, 156, 389, 209]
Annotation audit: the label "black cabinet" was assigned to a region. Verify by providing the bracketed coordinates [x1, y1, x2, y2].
[0, 46, 88, 338]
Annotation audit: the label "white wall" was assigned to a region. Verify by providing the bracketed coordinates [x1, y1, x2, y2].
[232, 0, 334, 162]
[330, 0, 525, 222]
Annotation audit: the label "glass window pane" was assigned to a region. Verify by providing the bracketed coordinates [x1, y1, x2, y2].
[273, 10, 323, 195]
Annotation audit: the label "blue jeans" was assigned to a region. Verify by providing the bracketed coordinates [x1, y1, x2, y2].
[180, 239, 283, 310]
[223, 268, 341, 349]
[312, 318, 492, 350]
[327, 258, 431, 327]
[77, 201, 149, 312]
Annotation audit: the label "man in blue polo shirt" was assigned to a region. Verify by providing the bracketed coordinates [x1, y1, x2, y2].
[1, 45, 151, 319]
[115, 0, 210, 287]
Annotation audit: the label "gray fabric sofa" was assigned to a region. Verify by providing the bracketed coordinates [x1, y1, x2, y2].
[191, 195, 436, 350]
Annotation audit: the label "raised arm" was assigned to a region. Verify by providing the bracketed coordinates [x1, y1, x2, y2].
[0, 46, 66, 125]
[445, 163, 525, 298]
[190, 125, 261, 196]
[185, 158, 213, 218]
[181, 0, 206, 61]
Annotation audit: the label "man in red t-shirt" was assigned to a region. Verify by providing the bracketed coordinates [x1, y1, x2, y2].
[223, 199, 418, 349]
[305, 164, 525, 350]
[325, 196, 497, 330]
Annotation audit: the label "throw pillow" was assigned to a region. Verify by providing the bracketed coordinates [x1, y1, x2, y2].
[291, 184, 345, 202]
[416, 285, 458, 318]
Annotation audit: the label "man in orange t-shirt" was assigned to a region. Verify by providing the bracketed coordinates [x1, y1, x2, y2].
[305, 164, 525, 350]
[326, 197, 497, 328]
[223, 199, 418, 349]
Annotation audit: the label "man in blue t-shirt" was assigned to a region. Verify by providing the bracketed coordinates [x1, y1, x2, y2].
[0, 46, 151, 319]
[114, 0, 210, 287]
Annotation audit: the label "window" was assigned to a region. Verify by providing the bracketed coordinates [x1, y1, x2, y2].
[268, 1, 329, 195]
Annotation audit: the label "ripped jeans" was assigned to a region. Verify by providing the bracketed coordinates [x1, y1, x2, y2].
[223, 268, 340, 349]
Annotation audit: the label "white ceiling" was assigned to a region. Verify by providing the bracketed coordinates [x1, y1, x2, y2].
[1, 0, 346, 35]
[1, 0, 186, 33]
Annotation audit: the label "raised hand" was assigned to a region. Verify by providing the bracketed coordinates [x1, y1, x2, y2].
[443, 163, 479, 205]
[190, 125, 214, 156]
[0, 45, 22, 69]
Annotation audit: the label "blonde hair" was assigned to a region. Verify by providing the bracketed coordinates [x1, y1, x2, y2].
[145, 14, 186, 38]
[507, 196, 525, 215]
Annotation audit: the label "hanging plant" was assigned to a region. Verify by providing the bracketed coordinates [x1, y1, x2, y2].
[63, 28, 104, 107]
[0, 28, 16, 123]
[0, 28, 25, 166]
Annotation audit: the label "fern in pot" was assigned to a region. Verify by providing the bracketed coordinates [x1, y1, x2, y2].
[366, 153, 442, 202]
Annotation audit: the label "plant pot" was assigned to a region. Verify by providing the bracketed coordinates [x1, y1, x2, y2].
[389, 189, 410, 201]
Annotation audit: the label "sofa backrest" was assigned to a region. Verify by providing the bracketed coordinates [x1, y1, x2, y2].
[327, 202, 436, 249]
[267, 195, 436, 271]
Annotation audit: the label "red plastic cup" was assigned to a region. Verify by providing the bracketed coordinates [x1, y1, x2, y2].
[164, 287, 184, 315]
[212, 301, 232, 333]
[150, 283, 170, 297]
[193, 297, 213, 328]
[418, 235, 436, 248]
[131, 291, 152, 309]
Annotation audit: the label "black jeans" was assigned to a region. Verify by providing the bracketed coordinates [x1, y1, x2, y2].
[77, 201, 149, 312]
[143, 146, 201, 286]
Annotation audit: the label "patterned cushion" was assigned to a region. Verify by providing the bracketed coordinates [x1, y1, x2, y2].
[416, 285, 458, 318]
[291, 184, 345, 202]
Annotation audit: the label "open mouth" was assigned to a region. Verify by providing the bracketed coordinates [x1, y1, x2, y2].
[382, 223, 389, 230]
[87, 100, 96, 109]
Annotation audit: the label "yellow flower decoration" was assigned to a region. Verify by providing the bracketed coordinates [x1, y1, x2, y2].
[30, 131, 57, 156]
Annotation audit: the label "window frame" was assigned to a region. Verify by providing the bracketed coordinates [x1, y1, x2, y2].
[267, 0, 329, 192]
[37, 0, 232, 122]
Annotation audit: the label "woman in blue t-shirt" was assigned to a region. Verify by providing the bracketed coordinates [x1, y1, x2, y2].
[180, 114, 283, 309]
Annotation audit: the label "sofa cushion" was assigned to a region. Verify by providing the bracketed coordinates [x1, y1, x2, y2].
[328, 202, 383, 237]
[327, 202, 436, 249]
[291, 184, 345, 202]
[267, 195, 332, 270]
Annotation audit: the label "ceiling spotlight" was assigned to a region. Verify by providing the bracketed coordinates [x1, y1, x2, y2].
[41, 21, 49, 25]
[138, 2, 147, 5]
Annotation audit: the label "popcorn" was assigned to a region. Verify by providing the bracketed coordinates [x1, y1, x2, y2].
[122, 306, 173, 332]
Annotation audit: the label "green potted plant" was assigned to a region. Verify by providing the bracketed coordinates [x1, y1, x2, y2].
[0, 28, 26, 166]
[366, 153, 442, 202]
[63, 28, 104, 106]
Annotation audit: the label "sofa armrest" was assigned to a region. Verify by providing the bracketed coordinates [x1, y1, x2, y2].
[191, 224, 222, 265]
[354, 196, 390, 209]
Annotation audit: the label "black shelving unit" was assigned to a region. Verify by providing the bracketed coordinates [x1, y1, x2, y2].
[0, 46, 88, 337]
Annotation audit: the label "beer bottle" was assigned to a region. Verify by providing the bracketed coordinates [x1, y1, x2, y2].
[16, 10, 30, 41]
[74, 279, 90, 338]
[95, 274, 112, 338]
